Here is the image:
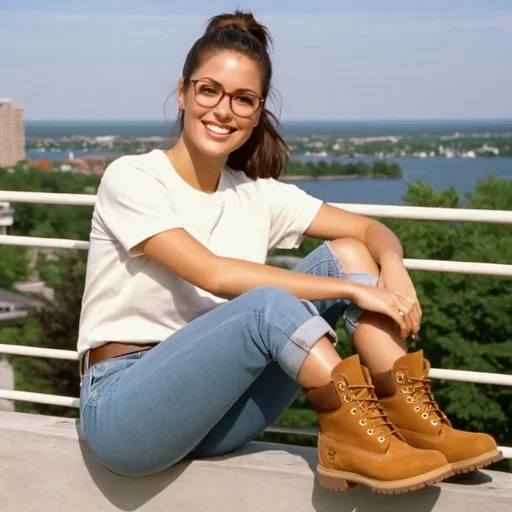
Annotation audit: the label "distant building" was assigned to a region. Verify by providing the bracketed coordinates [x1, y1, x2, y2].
[0, 98, 26, 168]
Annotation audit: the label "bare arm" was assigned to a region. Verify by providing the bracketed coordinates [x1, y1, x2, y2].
[304, 203, 403, 265]
[136, 227, 360, 302]
[305, 203, 421, 336]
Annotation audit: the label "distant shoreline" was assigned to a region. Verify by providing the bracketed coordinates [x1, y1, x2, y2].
[281, 174, 399, 181]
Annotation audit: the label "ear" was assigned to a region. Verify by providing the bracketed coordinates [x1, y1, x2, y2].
[178, 78, 186, 110]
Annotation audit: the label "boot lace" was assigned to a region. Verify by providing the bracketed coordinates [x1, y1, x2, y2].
[398, 372, 449, 425]
[346, 383, 398, 442]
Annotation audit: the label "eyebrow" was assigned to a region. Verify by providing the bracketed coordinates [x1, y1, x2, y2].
[199, 76, 260, 96]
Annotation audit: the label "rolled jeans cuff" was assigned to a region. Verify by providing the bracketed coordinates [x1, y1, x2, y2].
[278, 311, 338, 381]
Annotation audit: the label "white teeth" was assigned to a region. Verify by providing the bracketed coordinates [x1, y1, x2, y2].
[205, 123, 232, 135]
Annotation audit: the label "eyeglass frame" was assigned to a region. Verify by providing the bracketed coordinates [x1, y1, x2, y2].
[186, 77, 265, 118]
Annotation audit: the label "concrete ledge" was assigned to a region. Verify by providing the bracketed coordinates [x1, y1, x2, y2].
[0, 411, 511, 512]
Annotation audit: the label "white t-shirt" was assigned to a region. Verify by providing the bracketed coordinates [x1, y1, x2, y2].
[77, 149, 323, 358]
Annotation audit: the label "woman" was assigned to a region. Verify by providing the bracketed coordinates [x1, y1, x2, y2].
[78, 10, 502, 494]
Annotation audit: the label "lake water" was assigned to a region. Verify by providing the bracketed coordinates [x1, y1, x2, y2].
[288, 157, 512, 205]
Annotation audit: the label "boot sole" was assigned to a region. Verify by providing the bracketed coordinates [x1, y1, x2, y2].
[450, 449, 504, 475]
[317, 464, 453, 494]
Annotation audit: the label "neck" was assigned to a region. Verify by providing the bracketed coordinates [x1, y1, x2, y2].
[166, 134, 227, 194]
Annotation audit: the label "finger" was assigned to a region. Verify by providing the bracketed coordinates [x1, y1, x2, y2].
[410, 302, 421, 336]
[416, 301, 423, 323]
[399, 294, 421, 337]
[391, 308, 408, 338]
[404, 292, 423, 331]
[396, 299, 414, 338]
[401, 308, 414, 338]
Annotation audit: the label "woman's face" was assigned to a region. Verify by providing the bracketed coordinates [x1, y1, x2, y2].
[179, 50, 263, 160]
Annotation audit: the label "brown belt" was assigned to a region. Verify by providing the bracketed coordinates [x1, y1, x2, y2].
[88, 342, 157, 368]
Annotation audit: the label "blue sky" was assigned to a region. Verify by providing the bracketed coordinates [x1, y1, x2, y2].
[1, 1, 511, 120]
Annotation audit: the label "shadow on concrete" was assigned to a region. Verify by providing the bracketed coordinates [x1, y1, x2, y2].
[444, 470, 492, 485]
[75, 420, 190, 511]
[232, 442, 443, 512]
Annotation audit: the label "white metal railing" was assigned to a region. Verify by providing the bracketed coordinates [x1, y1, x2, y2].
[2, 190, 512, 223]
[0, 191, 511, 460]
[2, 233, 511, 276]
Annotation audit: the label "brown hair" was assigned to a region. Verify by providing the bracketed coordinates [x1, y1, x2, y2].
[177, 10, 288, 180]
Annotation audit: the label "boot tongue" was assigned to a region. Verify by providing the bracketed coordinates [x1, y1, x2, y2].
[331, 354, 367, 386]
[333, 355, 396, 436]
[393, 350, 426, 379]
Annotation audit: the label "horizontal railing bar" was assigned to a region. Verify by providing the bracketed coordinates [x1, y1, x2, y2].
[265, 424, 318, 436]
[0, 235, 89, 250]
[0, 344, 78, 361]
[429, 368, 512, 386]
[339, 203, 512, 224]
[2, 344, 511, 386]
[0, 191, 97, 206]
[1, 191, 511, 223]
[0, 389, 79, 408]
[2, 234, 511, 276]
[405, 259, 512, 277]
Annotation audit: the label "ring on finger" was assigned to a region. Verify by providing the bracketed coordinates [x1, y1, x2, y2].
[399, 310, 405, 317]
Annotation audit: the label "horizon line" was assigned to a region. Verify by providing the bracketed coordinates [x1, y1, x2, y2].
[23, 117, 512, 123]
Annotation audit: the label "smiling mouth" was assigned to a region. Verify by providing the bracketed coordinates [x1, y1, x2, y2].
[202, 122, 236, 135]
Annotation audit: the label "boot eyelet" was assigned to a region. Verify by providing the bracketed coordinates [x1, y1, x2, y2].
[406, 396, 415, 404]
[431, 420, 439, 426]
[401, 387, 409, 394]
[367, 429, 374, 436]
[350, 408, 357, 415]
[422, 412, 429, 420]
[396, 372, 405, 384]
[414, 406, 421, 412]
[337, 379, 347, 391]
[359, 419, 367, 426]
[378, 436, 385, 443]
[344, 396, 352, 402]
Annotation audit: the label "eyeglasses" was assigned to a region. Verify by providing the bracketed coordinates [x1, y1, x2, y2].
[188, 78, 264, 118]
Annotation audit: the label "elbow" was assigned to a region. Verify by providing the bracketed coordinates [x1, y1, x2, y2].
[202, 256, 227, 298]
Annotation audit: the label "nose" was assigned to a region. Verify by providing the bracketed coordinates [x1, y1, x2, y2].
[213, 93, 233, 121]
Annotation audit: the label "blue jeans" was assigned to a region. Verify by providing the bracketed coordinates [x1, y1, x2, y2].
[80, 242, 377, 477]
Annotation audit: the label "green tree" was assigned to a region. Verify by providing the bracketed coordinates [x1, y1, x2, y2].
[3, 251, 86, 418]
[0, 246, 29, 288]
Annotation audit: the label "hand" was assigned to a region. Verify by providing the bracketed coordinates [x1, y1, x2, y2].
[351, 284, 419, 340]
[378, 256, 422, 339]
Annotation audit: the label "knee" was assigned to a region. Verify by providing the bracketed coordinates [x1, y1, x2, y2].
[328, 238, 379, 275]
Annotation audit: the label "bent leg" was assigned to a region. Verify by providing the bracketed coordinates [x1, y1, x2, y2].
[192, 241, 379, 458]
[326, 238, 408, 374]
[80, 286, 335, 476]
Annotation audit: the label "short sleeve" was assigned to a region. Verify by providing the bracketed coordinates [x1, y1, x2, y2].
[95, 160, 183, 256]
[266, 178, 323, 249]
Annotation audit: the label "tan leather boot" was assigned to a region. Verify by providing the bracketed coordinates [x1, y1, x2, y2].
[306, 354, 452, 494]
[377, 351, 503, 475]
